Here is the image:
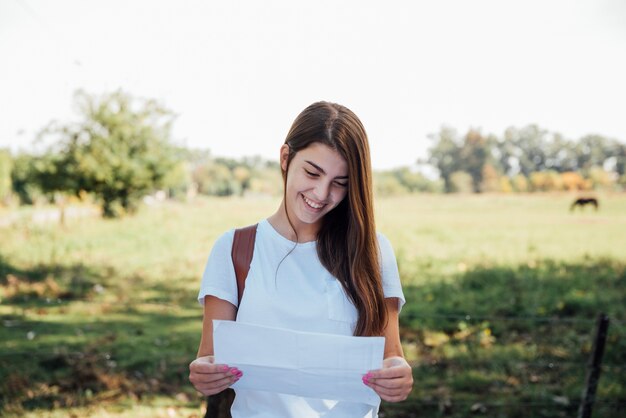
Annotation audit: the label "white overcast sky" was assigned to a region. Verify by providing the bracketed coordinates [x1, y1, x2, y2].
[1, 0, 625, 169]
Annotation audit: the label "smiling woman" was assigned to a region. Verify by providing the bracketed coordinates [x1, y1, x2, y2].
[188, 102, 413, 418]
[279, 142, 349, 239]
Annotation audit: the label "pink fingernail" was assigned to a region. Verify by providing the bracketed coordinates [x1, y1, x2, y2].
[230, 368, 239, 375]
[236, 371, 243, 378]
[220, 365, 229, 372]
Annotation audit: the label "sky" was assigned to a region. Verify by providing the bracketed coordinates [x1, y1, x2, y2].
[1, 0, 625, 169]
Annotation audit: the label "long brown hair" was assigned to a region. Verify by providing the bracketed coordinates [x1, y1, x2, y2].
[281, 101, 387, 337]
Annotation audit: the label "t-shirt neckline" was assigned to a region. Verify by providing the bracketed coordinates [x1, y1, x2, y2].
[261, 219, 317, 249]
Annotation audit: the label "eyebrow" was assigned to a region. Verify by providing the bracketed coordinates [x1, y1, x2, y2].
[305, 160, 349, 179]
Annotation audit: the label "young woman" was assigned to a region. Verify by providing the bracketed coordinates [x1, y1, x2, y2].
[189, 101, 413, 417]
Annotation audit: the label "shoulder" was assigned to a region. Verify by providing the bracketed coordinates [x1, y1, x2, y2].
[376, 231, 392, 246]
[375, 232, 396, 257]
[212, 228, 236, 251]
[211, 223, 261, 253]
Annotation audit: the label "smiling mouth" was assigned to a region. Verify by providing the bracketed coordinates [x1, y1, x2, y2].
[302, 195, 325, 210]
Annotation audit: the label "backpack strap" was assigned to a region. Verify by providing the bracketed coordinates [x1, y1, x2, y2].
[231, 223, 258, 306]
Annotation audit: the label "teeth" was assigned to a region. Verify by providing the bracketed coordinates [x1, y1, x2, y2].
[303, 195, 324, 209]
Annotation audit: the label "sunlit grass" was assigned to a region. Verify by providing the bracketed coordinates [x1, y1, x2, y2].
[1, 193, 625, 417]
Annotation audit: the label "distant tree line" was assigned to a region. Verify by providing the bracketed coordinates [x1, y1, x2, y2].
[1, 90, 625, 218]
[426, 125, 626, 193]
[184, 150, 282, 198]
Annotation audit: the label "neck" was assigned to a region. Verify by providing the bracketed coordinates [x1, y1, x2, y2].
[268, 200, 319, 243]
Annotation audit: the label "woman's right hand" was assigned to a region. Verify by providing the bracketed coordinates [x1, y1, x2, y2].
[189, 355, 243, 396]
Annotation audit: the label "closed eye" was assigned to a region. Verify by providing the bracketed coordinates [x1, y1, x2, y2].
[334, 180, 348, 187]
[304, 169, 320, 177]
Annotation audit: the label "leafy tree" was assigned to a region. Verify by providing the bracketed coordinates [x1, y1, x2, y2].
[449, 171, 473, 193]
[390, 167, 440, 193]
[614, 143, 626, 176]
[492, 134, 516, 177]
[232, 166, 251, 195]
[373, 171, 408, 197]
[511, 174, 529, 192]
[427, 127, 462, 193]
[587, 166, 614, 190]
[459, 129, 490, 192]
[10, 152, 60, 205]
[480, 163, 501, 193]
[193, 162, 241, 196]
[10, 153, 38, 204]
[162, 161, 192, 199]
[248, 167, 282, 196]
[428, 127, 494, 193]
[189, 154, 282, 197]
[544, 133, 577, 172]
[0, 149, 11, 204]
[529, 170, 563, 191]
[504, 125, 550, 176]
[37, 90, 179, 217]
[499, 176, 513, 193]
[576, 135, 612, 173]
[560, 172, 586, 191]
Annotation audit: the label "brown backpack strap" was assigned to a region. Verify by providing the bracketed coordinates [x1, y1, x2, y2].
[231, 223, 258, 306]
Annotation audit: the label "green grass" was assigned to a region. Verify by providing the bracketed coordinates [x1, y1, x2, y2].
[1, 193, 625, 417]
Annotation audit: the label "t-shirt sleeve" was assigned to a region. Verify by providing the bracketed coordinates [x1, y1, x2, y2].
[197, 229, 239, 307]
[377, 232, 406, 312]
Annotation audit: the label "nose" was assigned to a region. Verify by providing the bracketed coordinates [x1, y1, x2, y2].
[313, 181, 331, 201]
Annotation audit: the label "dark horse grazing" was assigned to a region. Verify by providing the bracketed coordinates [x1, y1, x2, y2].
[570, 197, 599, 211]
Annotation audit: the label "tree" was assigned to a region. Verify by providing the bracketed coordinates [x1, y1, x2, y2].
[193, 162, 240, 196]
[560, 172, 586, 191]
[373, 171, 408, 197]
[575, 135, 612, 173]
[390, 167, 440, 193]
[10, 153, 41, 204]
[511, 174, 529, 192]
[587, 166, 614, 190]
[503, 125, 550, 176]
[529, 170, 562, 192]
[545, 133, 577, 172]
[37, 90, 179, 217]
[426, 123, 625, 194]
[480, 163, 501, 193]
[162, 160, 192, 199]
[427, 127, 462, 193]
[459, 129, 490, 193]
[428, 127, 499, 193]
[614, 143, 626, 176]
[449, 171, 473, 193]
[0, 149, 11, 204]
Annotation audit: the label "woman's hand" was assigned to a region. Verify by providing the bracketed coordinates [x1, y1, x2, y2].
[189, 355, 243, 396]
[363, 356, 413, 402]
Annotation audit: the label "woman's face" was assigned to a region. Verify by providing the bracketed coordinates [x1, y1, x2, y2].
[281, 142, 349, 230]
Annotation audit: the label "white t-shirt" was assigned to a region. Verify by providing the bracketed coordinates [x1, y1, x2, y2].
[198, 219, 405, 418]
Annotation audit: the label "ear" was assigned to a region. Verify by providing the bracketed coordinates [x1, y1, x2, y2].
[279, 144, 290, 172]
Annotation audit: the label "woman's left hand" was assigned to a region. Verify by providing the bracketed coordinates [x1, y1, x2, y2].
[363, 356, 413, 402]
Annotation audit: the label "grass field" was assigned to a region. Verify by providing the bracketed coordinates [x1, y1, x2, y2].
[1, 193, 625, 417]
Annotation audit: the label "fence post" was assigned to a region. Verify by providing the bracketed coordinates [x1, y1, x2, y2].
[577, 313, 610, 418]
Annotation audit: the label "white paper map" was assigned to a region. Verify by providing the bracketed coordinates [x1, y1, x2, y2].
[213, 320, 385, 406]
